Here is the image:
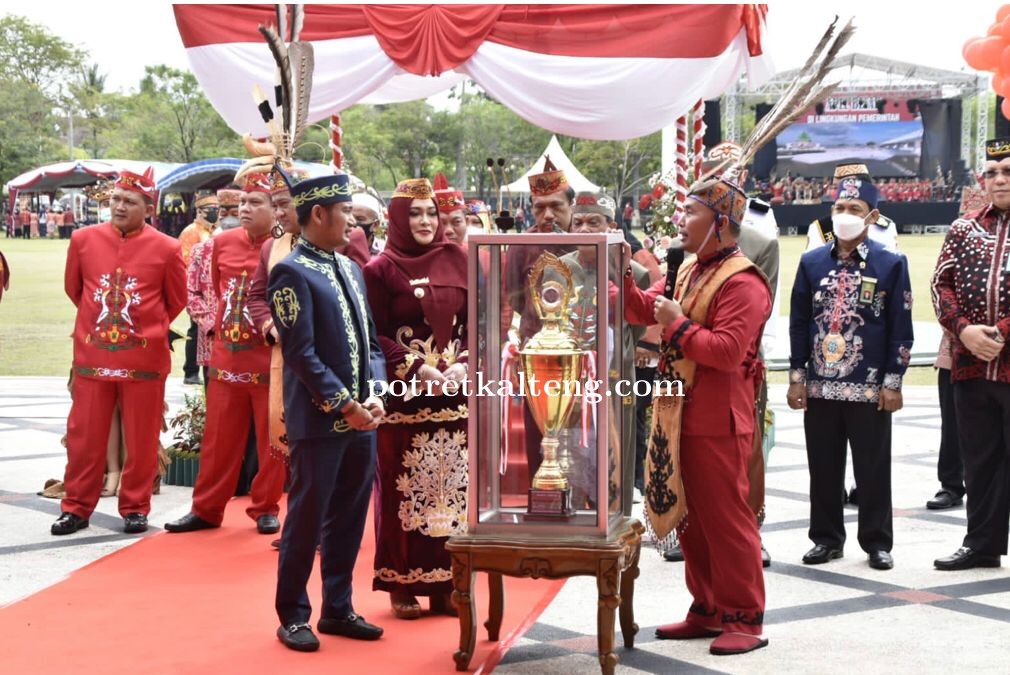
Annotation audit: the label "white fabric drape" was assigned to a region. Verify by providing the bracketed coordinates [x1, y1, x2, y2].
[184, 30, 771, 141]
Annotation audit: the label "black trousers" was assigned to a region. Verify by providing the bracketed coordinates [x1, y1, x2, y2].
[805, 397, 893, 553]
[937, 368, 965, 497]
[276, 431, 376, 625]
[955, 379, 1010, 555]
[634, 365, 657, 492]
[183, 321, 200, 378]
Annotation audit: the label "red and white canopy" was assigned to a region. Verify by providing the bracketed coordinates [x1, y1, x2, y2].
[174, 4, 771, 141]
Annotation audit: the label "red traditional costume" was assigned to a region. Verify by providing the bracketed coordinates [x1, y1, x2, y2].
[61, 168, 187, 521]
[624, 179, 770, 640]
[363, 178, 469, 601]
[186, 173, 285, 526]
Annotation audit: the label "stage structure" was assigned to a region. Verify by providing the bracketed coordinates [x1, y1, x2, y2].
[723, 53, 986, 176]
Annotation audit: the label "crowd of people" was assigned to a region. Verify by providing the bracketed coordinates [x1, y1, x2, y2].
[9, 119, 1010, 659]
[754, 173, 960, 205]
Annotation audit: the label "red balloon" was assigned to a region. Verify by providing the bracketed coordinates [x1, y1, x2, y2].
[978, 36, 1006, 71]
[652, 183, 666, 199]
[998, 4, 1010, 22]
[1000, 96, 1010, 121]
[1001, 15, 1010, 40]
[965, 37, 987, 69]
[990, 22, 1003, 36]
[1001, 46, 1010, 73]
[638, 194, 652, 210]
[994, 73, 1010, 96]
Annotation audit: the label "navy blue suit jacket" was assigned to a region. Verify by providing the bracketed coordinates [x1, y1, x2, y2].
[268, 239, 387, 441]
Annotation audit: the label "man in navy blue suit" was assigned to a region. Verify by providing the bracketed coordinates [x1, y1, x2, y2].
[268, 173, 388, 652]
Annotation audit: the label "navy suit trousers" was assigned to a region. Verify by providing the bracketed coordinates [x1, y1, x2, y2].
[275, 431, 376, 625]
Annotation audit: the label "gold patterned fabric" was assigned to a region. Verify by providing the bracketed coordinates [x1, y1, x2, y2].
[391, 177, 435, 200]
[528, 155, 569, 197]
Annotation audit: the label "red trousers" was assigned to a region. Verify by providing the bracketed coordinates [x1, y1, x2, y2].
[679, 433, 766, 635]
[63, 377, 165, 519]
[191, 379, 283, 525]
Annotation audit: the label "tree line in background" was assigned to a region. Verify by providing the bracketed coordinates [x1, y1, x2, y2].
[0, 14, 660, 207]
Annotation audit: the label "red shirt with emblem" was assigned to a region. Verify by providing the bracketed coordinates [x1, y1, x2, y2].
[64, 222, 186, 381]
[209, 227, 272, 381]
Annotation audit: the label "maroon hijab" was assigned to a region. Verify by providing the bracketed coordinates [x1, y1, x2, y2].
[380, 195, 468, 350]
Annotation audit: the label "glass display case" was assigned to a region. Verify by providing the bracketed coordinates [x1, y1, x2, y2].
[466, 233, 633, 538]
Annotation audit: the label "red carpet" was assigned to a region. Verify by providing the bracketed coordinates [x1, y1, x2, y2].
[0, 498, 565, 674]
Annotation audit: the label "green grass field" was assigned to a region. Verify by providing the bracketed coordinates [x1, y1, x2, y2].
[0, 234, 945, 380]
[0, 238, 190, 376]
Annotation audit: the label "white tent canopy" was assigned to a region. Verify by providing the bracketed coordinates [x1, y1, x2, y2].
[502, 136, 600, 201]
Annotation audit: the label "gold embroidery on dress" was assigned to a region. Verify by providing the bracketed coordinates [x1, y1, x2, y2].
[395, 326, 462, 368]
[374, 567, 453, 584]
[396, 429, 468, 537]
[382, 404, 469, 425]
[394, 353, 419, 380]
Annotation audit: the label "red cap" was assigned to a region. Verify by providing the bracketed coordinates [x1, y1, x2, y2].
[114, 167, 156, 201]
[433, 172, 465, 212]
[242, 172, 273, 194]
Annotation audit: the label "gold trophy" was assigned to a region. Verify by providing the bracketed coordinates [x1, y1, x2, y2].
[521, 252, 582, 518]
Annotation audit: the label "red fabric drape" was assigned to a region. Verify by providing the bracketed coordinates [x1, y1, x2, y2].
[361, 4, 503, 76]
[175, 4, 766, 67]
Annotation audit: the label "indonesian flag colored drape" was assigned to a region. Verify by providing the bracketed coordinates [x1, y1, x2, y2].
[174, 4, 772, 141]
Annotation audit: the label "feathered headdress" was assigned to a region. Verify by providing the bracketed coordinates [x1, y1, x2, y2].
[704, 17, 855, 184]
[236, 3, 315, 183]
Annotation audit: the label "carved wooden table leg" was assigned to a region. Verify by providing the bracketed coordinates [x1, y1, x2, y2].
[596, 558, 620, 675]
[451, 552, 476, 671]
[485, 572, 505, 641]
[619, 539, 641, 648]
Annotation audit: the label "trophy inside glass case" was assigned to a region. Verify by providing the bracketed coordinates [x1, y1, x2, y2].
[467, 233, 631, 537]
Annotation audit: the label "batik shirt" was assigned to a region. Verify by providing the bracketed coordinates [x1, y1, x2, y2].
[789, 238, 914, 403]
[932, 204, 1010, 383]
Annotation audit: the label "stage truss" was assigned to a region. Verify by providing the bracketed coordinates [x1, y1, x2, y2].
[725, 53, 987, 171]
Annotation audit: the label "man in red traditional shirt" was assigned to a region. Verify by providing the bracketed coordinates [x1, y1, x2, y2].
[53, 168, 187, 535]
[622, 177, 770, 655]
[165, 172, 286, 535]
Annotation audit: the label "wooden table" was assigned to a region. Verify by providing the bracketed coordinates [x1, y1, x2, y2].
[445, 518, 644, 674]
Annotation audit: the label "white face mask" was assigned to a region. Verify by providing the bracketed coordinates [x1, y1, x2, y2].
[219, 215, 241, 230]
[833, 213, 868, 241]
[99, 208, 112, 221]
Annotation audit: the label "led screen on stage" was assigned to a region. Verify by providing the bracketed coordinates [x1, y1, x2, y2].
[773, 91, 935, 178]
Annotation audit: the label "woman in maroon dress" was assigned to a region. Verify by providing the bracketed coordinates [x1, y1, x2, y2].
[363, 178, 469, 619]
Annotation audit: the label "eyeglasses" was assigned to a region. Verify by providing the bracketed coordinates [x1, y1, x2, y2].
[983, 169, 1010, 180]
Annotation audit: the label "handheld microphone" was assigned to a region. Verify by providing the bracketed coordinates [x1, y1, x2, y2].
[664, 242, 685, 300]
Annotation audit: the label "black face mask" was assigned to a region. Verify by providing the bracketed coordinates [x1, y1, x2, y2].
[202, 207, 219, 224]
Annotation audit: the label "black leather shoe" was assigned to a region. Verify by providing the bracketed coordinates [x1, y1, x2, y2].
[183, 375, 202, 386]
[164, 512, 218, 533]
[257, 514, 281, 534]
[868, 550, 893, 570]
[123, 513, 148, 534]
[318, 613, 383, 641]
[51, 512, 89, 536]
[802, 544, 843, 565]
[934, 546, 1001, 571]
[761, 544, 772, 568]
[663, 544, 684, 562]
[926, 490, 964, 510]
[277, 623, 320, 652]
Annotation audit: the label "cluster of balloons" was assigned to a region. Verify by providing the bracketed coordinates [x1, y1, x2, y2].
[964, 5, 1010, 119]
